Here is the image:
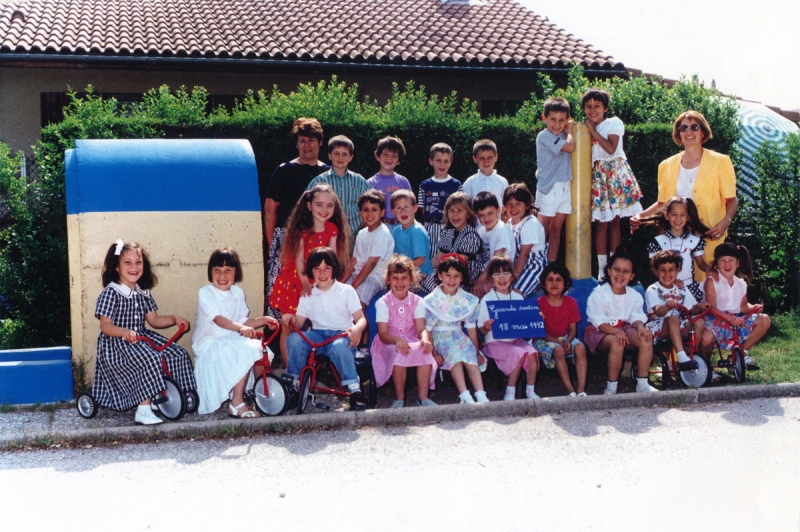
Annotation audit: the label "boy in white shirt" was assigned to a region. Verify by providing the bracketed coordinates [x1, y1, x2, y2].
[343, 189, 395, 340]
[283, 247, 369, 410]
[461, 139, 509, 221]
[472, 191, 514, 296]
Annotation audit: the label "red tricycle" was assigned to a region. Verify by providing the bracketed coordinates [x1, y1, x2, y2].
[246, 324, 291, 416]
[289, 323, 377, 415]
[77, 324, 194, 421]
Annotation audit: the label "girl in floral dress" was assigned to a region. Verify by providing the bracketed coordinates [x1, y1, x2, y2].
[583, 88, 643, 280]
[422, 254, 488, 404]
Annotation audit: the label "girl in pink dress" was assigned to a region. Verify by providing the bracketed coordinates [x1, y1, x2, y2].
[371, 255, 438, 408]
[269, 184, 350, 366]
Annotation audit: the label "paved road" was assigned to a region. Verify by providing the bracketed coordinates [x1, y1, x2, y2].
[2, 397, 799, 531]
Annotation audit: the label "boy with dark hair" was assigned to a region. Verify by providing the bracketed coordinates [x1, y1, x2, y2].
[307, 134, 372, 237]
[343, 189, 395, 308]
[462, 139, 509, 222]
[418, 142, 462, 257]
[536, 97, 575, 262]
[471, 191, 514, 296]
[369, 136, 412, 224]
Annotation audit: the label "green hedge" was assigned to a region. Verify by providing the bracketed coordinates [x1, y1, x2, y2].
[0, 68, 741, 347]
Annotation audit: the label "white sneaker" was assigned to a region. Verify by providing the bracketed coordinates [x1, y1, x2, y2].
[503, 390, 516, 401]
[568, 392, 577, 398]
[458, 391, 475, 404]
[135, 406, 163, 425]
[474, 391, 490, 403]
[636, 382, 659, 393]
[604, 381, 618, 395]
[526, 390, 541, 400]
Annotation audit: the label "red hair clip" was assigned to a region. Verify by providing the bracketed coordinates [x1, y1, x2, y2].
[440, 252, 467, 267]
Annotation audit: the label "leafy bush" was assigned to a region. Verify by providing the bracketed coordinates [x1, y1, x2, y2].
[732, 133, 800, 310]
[2, 72, 742, 346]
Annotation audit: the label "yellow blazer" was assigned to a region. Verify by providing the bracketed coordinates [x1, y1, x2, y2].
[657, 148, 737, 272]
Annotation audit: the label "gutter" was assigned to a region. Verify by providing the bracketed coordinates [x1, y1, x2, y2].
[0, 53, 626, 77]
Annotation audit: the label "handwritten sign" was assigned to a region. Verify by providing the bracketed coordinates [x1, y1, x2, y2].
[485, 300, 545, 339]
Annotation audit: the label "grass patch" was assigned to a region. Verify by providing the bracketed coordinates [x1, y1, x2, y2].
[744, 311, 800, 384]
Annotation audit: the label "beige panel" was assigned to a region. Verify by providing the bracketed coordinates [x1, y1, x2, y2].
[69, 211, 264, 380]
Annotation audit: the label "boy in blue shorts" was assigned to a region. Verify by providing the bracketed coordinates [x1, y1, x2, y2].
[390, 189, 433, 290]
[536, 97, 575, 263]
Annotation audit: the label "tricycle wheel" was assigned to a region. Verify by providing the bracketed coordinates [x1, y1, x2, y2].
[76, 393, 98, 419]
[296, 371, 313, 415]
[184, 389, 199, 414]
[732, 346, 746, 383]
[254, 373, 289, 416]
[156, 376, 186, 421]
[679, 353, 710, 388]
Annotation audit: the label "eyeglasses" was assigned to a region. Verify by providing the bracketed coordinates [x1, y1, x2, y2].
[393, 205, 414, 213]
[492, 272, 513, 279]
[678, 124, 702, 133]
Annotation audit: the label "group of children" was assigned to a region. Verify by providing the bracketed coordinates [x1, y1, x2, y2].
[90, 88, 771, 423]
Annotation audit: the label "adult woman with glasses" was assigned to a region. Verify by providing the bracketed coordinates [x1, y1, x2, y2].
[630, 110, 738, 274]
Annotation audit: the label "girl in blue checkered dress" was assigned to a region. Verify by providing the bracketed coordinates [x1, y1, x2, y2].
[93, 240, 196, 425]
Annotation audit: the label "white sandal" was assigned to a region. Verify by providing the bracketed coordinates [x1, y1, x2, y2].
[228, 402, 259, 418]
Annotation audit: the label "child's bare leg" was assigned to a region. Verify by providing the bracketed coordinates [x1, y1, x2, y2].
[507, 359, 523, 387]
[546, 213, 567, 262]
[630, 333, 653, 378]
[552, 346, 575, 394]
[465, 363, 485, 392]
[416, 365, 432, 401]
[392, 365, 407, 400]
[665, 315, 685, 352]
[598, 335, 624, 380]
[525, 351, 538, 385]
[595, 221, 609, 255]
[741, 314, 771, 351]
[231, 372, 249, 411]
[574, 343, 587, 394]
[700, 329, 717, 358]
[450, 362, 467, 393]
[279, 326, 290, 367]
[609, 216, 621, 252]
[360, 302, 370, 345]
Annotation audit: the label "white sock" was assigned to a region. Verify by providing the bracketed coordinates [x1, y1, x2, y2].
[526, 385, 536, 395]
[597, 255, 608, 277]
[458, 390, 474, 402]
[348, 383, 361, 392]
[637, 377, 650, 387]
[605, 380, 618, 393]
[676, 350, 690, 363]
[474, 390, 488, 401]
[506, 385, 516, 395]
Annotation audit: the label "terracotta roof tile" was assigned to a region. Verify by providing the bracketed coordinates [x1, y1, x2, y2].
[0, 0, 622, 70]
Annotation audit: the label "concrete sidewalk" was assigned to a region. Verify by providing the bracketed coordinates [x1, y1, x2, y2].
[2, 382, 799, 449]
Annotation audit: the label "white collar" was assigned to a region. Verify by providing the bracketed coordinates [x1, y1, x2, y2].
[109, 282, 149, 298]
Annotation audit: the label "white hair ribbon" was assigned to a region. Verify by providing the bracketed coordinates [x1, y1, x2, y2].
[114, 239, 125, 256]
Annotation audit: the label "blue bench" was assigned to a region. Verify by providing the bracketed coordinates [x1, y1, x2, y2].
[0, 347, 74, 404]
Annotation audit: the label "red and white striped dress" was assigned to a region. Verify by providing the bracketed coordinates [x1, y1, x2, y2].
[370, 291, 437, 389]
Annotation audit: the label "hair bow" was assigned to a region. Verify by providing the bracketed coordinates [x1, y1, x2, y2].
[440, 252, 467, 267]
[114, 239, 125, 256]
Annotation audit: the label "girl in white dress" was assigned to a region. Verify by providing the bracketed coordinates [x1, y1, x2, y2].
[193, 248, 278, 417]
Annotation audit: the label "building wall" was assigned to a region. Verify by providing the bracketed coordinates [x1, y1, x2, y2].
[0, 63, 543, 153]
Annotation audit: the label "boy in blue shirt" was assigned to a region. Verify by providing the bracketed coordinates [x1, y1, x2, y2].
[390, 189, 433, 291]
[536, 97, 575, 263]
